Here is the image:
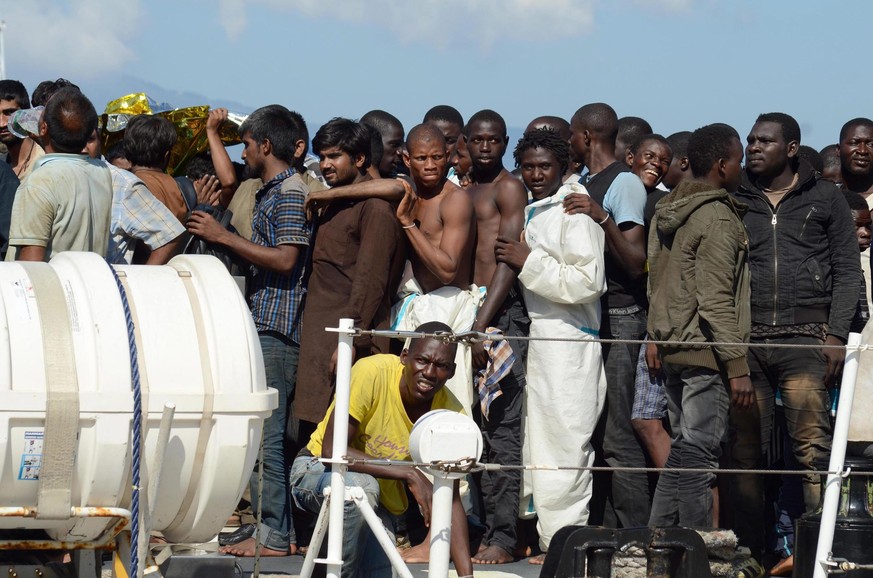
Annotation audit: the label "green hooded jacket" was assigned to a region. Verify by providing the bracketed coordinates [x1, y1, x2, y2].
[647, 179, 751, 379]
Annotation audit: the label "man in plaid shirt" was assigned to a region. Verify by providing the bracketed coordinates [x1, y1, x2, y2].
[105, 163, 185, 264]
[188, 104, 312, 557]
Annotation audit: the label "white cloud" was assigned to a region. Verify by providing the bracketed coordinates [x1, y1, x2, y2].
[218, 0, 247, 42]
[218, 0, 598, 49]
[0, 0, 142, 79]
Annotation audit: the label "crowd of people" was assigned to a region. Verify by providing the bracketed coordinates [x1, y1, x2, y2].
[2, 77, 871, 578]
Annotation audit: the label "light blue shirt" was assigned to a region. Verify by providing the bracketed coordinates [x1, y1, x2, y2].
[602, 172, 646, 227]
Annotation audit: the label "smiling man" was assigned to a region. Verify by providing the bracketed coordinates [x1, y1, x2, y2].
[295, 118, 406, 427]
[627, 134, 673, 194]
[730, 112, 861, 564]
[289, 322, 474, 578]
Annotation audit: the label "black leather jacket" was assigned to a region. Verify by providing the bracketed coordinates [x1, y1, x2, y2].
[733, 159, 861, 340]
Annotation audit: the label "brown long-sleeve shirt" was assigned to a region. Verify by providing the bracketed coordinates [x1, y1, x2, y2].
[295, 197, 406, 424]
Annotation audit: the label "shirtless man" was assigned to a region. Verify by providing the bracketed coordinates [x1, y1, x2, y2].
[396, 123, 476, 293]
[464, 109, 529, 565]
[303, 124, 477, 398]
[393, 123, 493, 566]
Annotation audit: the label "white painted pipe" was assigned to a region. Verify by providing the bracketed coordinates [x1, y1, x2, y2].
[353, 488, 414, 578]
[299, 490, 330, 578]
[326, 318, 355, 578]
[427, 476, 455, 578]
[813, 332, 862, 578]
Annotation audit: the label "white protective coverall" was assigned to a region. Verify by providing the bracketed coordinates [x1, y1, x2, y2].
[518, 181, 607, 549]
[391, 277, 485, 412]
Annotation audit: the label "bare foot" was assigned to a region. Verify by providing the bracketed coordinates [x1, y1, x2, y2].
[528, 553, 546, 565]
[769, 554, 794, 576]
[400, 542, 430, 563]
[218, 537, 289, 557]
[472, 544, 513, 564]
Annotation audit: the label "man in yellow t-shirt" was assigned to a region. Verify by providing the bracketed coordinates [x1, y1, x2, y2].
[289, 321, 474, 578]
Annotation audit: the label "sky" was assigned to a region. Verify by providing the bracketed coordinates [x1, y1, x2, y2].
[2, 0, 870, 153]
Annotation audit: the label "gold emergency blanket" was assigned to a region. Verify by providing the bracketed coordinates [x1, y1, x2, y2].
[101, 92, 246, 175]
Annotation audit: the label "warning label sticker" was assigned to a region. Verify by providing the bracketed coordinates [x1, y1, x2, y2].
[19, 431, 44, 481]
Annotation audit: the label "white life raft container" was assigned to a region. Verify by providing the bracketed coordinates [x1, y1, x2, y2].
[0, 252, 277, 543]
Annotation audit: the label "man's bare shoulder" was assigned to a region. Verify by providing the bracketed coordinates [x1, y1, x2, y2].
[470, 169, 525, 197]
[439, 180, 474, 211]
[493, 172, 527, 202]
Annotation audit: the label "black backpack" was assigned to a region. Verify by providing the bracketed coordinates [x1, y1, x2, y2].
[176, 176, 243, 273]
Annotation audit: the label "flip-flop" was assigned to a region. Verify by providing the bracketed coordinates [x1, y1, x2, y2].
[218, 523, 255, 546]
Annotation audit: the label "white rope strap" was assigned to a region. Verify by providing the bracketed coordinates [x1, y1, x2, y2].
[23, 262, 80, 520]
[164, 270, 216, 532]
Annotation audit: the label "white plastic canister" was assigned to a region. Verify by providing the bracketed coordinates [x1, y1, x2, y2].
[0, 253, 277, 543]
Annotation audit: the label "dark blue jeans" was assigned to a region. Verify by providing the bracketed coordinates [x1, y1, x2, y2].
[250, 332, 299, 550]
[649, 365, 729, 527]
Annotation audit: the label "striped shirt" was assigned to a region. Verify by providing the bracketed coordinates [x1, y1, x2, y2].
[107, 165, 185, 264]
[248, 168, 311, 343]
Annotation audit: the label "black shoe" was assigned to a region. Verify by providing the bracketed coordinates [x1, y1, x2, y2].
[218, 523, 256, 546]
